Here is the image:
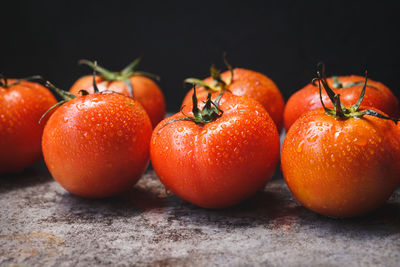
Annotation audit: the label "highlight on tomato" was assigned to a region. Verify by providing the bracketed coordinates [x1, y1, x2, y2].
[42, 70, 152, 198]
[151, 86, 280, 209]
[70, 58, 166, 128]
[0, 75, 57, 173]
[281, 69, 400, 217]
[283, 64, 399, 131]
[181, 56, 285, 131]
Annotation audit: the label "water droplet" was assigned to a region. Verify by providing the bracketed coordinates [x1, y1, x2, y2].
[77, 103, 85, 111]
[297, 141, 304, 153]
[353, 136, 367, 146]
[117, 130, 123, 136]
[177, 127, 184, 132]
[307, 134, 318, 143]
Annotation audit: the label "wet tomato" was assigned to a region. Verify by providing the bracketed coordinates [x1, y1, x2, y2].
[0, 77, 57, 173]
[182, 63, 285, 131]
[70, 59, 166, 128]
[284, 74, 399, 131]
[281, 72, 400, 217]
[151, 89, 280, 208]
[42, 81, 152, 198]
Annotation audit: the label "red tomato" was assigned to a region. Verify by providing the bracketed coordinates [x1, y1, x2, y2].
[284, 75, 400, 131]
[70, 59, 166, 128]
[42, 86, 152, 198]
[0, 78, 57, 173]
[281, 73, 400, 217]
[182, 67, 285, 131]
[151, 90, 280, 208]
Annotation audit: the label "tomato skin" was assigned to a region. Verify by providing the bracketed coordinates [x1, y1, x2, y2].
[0, 80, 57, 173]
[70, 75, 166, 128]
[42, 93, 152, 198]
[284, 75, 400, 131]
[281, 108, 400, 217]
[151, 92, 280, 208]
[182, 68, 285, 131]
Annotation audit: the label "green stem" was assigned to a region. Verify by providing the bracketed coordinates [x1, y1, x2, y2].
[184, 54, 234, 93]
[316, 65, 399, 123]
[45, 81, 76, 101]
[79, 59, 119, 80]
[0, 74, 43, 88]
[121, 57, 142, 75]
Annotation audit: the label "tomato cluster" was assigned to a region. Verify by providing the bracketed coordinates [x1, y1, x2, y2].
[1, 58, 400, 218]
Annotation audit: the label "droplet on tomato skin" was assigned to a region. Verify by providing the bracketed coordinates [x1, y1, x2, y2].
[330, 154, 335, 162]
[307, 134, 318, 143]
[353, 136, 367, 146]
[177, 127, 184, 132]
[297, 141, 304, 153]
[76, 103, 85, 111]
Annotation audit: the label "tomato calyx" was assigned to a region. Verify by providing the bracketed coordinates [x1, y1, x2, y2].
[78, 58, 160, 97]
[311, 63, 378, 90]
[0, 74, 43, 89]
[331, 76, 378, 90]
[160, 86, 225, 130]
[315, 70, 399, 123]
[184, 54, 234, 93]
[39, 66, 100, 124]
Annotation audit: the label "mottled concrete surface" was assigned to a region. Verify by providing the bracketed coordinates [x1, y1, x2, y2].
[1, 162, 400, 267]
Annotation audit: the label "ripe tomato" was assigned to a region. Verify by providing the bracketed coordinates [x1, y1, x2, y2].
[284, 75, 399, 131]
[70, 59, 166, 128]
[281, 72, 400, 217]
[0, 77, 57, 173]
[182, 65, 285, 131]
[42, 81, 152, 198]
[151, 89, 280, 209]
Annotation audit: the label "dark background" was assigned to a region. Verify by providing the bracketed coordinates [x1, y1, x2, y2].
[1, 0, 399, 112]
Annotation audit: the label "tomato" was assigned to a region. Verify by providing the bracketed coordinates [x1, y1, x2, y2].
[281, 72, 400, 217]
[42, 81, 152, 198]
[70, 59, 166, 128]
[0, 77, 57, 173]
[284, 74, 400, 131]
[182, 65, 285, 131]
[151, 89, 280, 208]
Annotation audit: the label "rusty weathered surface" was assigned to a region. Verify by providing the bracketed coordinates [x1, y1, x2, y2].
[1, 162, 400, 267]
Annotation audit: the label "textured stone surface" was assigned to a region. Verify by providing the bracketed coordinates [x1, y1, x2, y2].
[1, 162, 400, 267]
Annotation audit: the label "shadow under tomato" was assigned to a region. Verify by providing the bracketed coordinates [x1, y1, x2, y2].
[0, 161, 52, 193]
[44, 191, 141, 226]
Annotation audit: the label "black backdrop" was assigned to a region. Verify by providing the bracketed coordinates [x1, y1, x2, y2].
[2, 0, 400, 112]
